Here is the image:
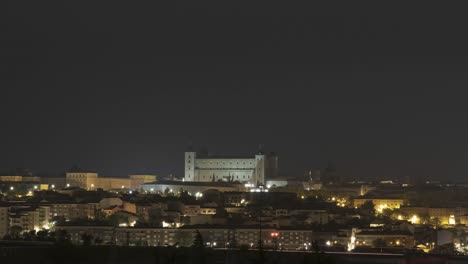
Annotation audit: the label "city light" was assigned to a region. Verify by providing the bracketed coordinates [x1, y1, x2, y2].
[449, 215, 456, 225]
[411, 215, 419, 224]
[9, 186, 14, 191]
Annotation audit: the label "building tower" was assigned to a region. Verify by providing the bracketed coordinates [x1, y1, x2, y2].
[184, 151, 196, 181]
[254, 152, 266, 186]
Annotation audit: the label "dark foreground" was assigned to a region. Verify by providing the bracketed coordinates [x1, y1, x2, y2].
[1, 245, 468, 264]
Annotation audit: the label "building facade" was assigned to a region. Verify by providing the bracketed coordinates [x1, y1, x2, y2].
[184, 151, 278, 186]
[65, 173, 156, 191]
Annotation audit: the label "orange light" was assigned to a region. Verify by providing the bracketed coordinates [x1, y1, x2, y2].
[271, 232, 279, 237]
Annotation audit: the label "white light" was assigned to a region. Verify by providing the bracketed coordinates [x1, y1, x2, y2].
[213, 242, 217, 246]
[411, 215, 419, 224]
[150, 188, 154, 192]
[449, 215, 456, 225]
[121, 185, 125, 189]
[51, 185, 55, 188]
[34, 186, 38, 190]
[129, 191, 133, 194]
[91, 184, 94, 187]
[326, 241, 331, 246]
[10, 186, 14, 191]
[66, 184, 70, 187]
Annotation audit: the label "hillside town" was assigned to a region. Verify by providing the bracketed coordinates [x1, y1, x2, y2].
[1, 151, 468, 258]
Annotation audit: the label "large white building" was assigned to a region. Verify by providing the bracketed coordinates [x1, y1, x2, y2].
[184, 150, 278, 186]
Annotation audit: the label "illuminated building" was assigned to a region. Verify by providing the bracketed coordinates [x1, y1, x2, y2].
[141, 180, 244, 195]
[355, 230, 415, 248]
[184, 149, 278, 186]
[64, 172, 156, 191]
[8, 206, 50, 232]
[353, 198, 406, 211]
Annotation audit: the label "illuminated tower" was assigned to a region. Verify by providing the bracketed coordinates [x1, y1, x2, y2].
[184, 151, 196, 181]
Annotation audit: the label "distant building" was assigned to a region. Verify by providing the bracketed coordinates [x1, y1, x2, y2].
[0, 175, 40, 182]
[355, 230, 415, 248]
[9, 206, 50, 231]
[353, 198, 406, 211]
[140, 180, 244, 195]
[64, 173, 156, 191]
[59, 225, 317, 250]
[184, 149, 278, 186]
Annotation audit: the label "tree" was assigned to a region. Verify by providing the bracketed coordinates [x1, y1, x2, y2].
[106, 214, 128, 227]
[94, 237, 103, 245]
[81, 233, 93, 246]
[10, 225, 22, 239]
[358, 201, 376, 217]
[36, 229, 48, 241]
[55, 229, 71, 246]
[174, 231, 193, 247]
[428, 217, 441, 228]
[381, 208, 393, 218]
[192, 230, 204, 248]
[22, 230, 37, 241]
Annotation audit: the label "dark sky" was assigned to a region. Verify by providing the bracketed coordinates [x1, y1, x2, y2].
[2, 2, 468, 181]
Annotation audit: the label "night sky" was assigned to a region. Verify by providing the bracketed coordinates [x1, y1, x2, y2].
[2, 2, 468, 181]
